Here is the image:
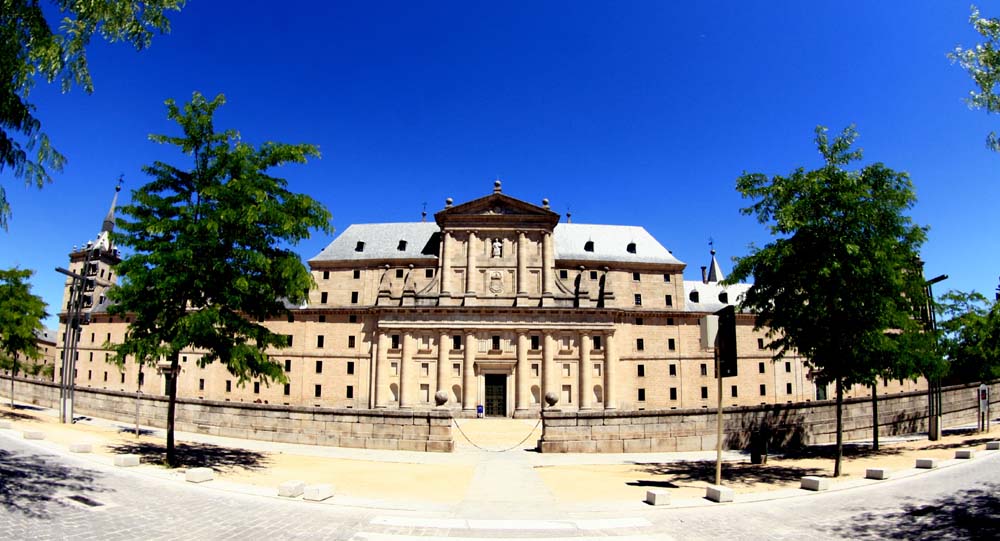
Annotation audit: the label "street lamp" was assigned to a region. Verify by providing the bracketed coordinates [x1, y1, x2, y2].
[55, 265, 87, 424]
[924, 273, 947, 441]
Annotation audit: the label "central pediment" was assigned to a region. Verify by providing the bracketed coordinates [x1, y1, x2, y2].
[435, 184, 560, 230]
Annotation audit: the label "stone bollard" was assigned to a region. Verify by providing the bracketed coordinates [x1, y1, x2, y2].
[114, 454, 141, 467]
[303, 484, 334, 502]
[278, 480, 306, 498]
[645, 490, 670, 506]
[915, 458, 938, 469]
[705, 485, 734, 503]
[185, 467, 214, 483]
[987, 441, 1000, 451]
[955, 449, 975, 459]
[865, 468, 890, 480]
[800, 476, 830, 491]
[69, 443, 93, 453]
[22, 430, 45, 440]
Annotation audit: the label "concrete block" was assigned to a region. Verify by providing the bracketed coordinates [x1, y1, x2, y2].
[186, 467, 214, 483]
[800, 476, 830, 491]
[915, 458, 938, 469]
[706, 485, 734, 503]
[426, 440, 454, 453]
[0, 420, 11, 429]
[397, 439, 427, 452]
[865, 468, 890, 480]
[69, 443, 93, 453]
[987, 441, 1000, 451]
[114, 454, 141, 467]
[303, 483, 334, 501]
[955, 449, 976, 459]
[645, 489, 670, 506]
[278, 480, 305, 498]
[22, 430, 45, 440]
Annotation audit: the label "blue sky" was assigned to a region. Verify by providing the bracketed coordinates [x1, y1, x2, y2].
[3, 1, 998, 328]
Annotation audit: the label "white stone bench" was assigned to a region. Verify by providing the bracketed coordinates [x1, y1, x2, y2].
[865, 468, 890, 480]
[800, 476, 830, 491]
[705, 485, 734, 503]
[278, 480, 306, 498]
[987, 441, 1000, 451]
[645, 489, 670, 506]
[303, 484, 334, 502]
[185, 467, 214, 483]
[22, 430, 45, 440]
[114, 454, 140, 467]
[955, 449, 975, 459]
[915, 458, 938, 469]
[69, 443, 93, 453]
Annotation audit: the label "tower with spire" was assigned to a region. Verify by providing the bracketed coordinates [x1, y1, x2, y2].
[59, 181, 124, 322]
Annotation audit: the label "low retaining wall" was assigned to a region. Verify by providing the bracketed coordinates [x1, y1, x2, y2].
[540, 381, 998, 453]
[0, 376, 454, 452]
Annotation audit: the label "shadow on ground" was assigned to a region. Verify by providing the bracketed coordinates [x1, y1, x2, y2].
[921, 436, 996, 451]
[627, 460, 826, 488]
[831, 482, 1000, 540]
[0, 449, 109, 518]
[107, 441, 269, 472]
[776, 442, 904, 461]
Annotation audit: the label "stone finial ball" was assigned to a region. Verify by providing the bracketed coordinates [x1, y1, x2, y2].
[434, 390, 449, 406]
[544, 391, 559, 407]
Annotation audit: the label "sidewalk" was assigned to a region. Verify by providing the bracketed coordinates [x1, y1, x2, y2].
[1, 400, 997, 516]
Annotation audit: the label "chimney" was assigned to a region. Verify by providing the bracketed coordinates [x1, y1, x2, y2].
[701, 266, 707, 284]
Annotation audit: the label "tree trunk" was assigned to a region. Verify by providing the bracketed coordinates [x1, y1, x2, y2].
[834, 377, 843, 477]
[166, 352, 179, 467]
[871, 383, 879, 452]
[9, 368, 14, 409]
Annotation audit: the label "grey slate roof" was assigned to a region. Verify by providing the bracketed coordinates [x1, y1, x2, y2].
[310, 223, 441, 262]
[34, 328, 57, 344]
[554, 223, 684, 266]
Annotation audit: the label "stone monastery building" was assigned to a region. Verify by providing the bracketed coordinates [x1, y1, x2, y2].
[59, 182, 922, 417]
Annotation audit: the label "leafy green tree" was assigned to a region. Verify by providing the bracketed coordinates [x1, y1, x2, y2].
[937, 290, 1000, 383]
[729, 126, 932, 476]
[0, 267, 48, 407]
[0, 0, 185, 230]
[108, 92, 332, 466]
[950, 5, 1000, 153]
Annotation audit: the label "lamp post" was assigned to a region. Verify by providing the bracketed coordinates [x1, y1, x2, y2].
[55, 265, 86, 423]
[924, 273, 948, 441]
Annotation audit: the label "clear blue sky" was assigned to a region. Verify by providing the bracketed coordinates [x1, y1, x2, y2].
[3, 1, 998, 329]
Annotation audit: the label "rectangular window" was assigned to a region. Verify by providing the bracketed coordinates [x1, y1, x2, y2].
[663, 273, 671, 282]
[563, 363, 571, 377]
[353, 269, 360, 279]
[701, 386, 708, 399]
[349, 315, 358, 323]
[758, 338, 765, 349]
[421, 362, 429, 376]
[347, 385, 354, 399]
[668, 338, 676, 351]
[634, 294, 642, 306]
[592, 336, 602, 350]
[121, 373, 126, 384]
[453, 363, 461, 376]
[320, 292, 328, 304]
[287, 335, 293, 347]
[315, 360, 323, 374]
[637, 364, 645, 377]
[638, 388, 646, 401]
[531, 335, 540, 350]
[348, 336, 356, 349]
[253, 382, 260, 394]
[91, 332, 95, 343]
[559, 269, 568, 279]
[315, 384, 322, 398]
[594, 363, 602, 377]
[816, 385, 828, 400]
[665, 295, 673, 306]
[760, 384, 767, 396]
[759, 362, 766, 374]
[420, 383, 430, 402]
[590, 270, 598, 279]
[636, 318, 644, 325]
[700, 363, 709, 376]
[532, 363, 540, 377]
[284, 359, 292, 372]
[283, 383, 290, 396]
[669, 364, 676, 376]
[347, 361, 355, 375]
[391, 335, 400, 349]
[103, 371, 108, 382]
[323, 270, 329, 280]
[317, 335, 325, 348]
[87, 370, 91, 380]
[636, 338, 644, 351]
[562, 384, 572, 404]
[785, 361, 791, 373]
[731, 385, 738, 398]
[786, 382, 793, 395]
[350, 291, 359, 304]
[199, 378, 205, 391]
[226, 380, 232, 393]
[453, 335, 462, 350]
[633, 272, 641, 281]
[491, 335, 501, 351]
[391, 362, 398, 376]
[670, 387, 677, 400]
[425, 268, 433, 278]
[138, 372, 143, 386]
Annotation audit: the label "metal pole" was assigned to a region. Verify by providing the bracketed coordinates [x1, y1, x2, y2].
[715, 347, 723, 486]
[55, 266, 85, 423]
[135, 389, 141, 439]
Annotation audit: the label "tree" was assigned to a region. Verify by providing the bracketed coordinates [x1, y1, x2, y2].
[950, 6, 1000, 153]
[0, 0, 185, 230]
[729, 126, 932, 476]
[0, 267, 48, 407]
[107, 92, 332, 466]
[937, 290, 1000, 383]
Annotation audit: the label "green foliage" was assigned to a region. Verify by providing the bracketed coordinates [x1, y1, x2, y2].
[937, 290, 1000, 383]
[950, 5, 1000, 152]
[108, 91, 332, 386]
[0, 267, 48, 370]
[0, 1, 185, 229]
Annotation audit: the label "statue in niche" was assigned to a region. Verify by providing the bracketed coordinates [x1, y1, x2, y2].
[492, 238, 503, 258]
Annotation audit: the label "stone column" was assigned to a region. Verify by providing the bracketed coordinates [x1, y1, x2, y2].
[579, 331, 592, 410]
[440, 231, 452, 295]
[399, 331, 413, 408]
[465, 231, 477, 295]
[542, 231, 554, 296]
[516, 331, 529, 412]
[437, 331, 449, 396]
[462, 331, 476, 411]
[604, 331, 617, 409]
[374, 332, 388, 407]
[542, 332, 556, 408]
[516, 231, 528, 295]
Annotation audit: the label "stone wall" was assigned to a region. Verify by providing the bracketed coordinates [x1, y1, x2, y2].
[0, 376, 453, 452]
[540, 381, 999, 453]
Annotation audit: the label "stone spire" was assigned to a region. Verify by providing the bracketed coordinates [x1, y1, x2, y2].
[706, 244, 725, 283]
[95, 178, 123, 251]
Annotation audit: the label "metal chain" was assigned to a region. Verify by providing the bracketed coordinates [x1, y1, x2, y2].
[453, 418, 542, 452]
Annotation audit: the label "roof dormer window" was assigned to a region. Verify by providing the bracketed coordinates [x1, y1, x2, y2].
[397, 240, 407, 251]
[584, 240, 594, 252]
[690, 290, 700, 303]
[626, 242, 637, 254]
[719, 292, 729, 303]
[355, 241, 365, 252]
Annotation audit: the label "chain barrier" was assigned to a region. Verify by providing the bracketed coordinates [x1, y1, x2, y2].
[453, 418, 542, 452]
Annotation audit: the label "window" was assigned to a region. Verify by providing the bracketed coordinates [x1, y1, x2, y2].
[287, 313, 295, 323]
[347, 385, 354, 398]
[349, 315, 358, 323]
[425, 268, 433, 278]
[398, 240, 407, 251]
[785, 361, 791, 373]
[323, 270, 329, 280]
[670, 387, 677, 400]
[636, 317, 644, 325]
[626, 242, 637, 253]
[665, 295, 673, 306]
[491, 336, 501, 351]
[320, 292, 328, 304]
[395, 269, 404, 278]
[689, 291, 700, 303]
[121, 373, 126, 384]
[584, 240, 594, 252]
[668, 338, 676, 351]
[138, 372, 144, 386]
[318, 315, 326, 323]
[284, 383, 290, 396]
[87, 370, 92, 380]
[731, 385, 738, 397]
[353, 269, 360, 279]
[669, 364, 676, 376]
[758, 362, 766, 374]
[590, 270, 598, 279]
[667, 317, 674, 325]
[348, 336, 356, 349]
[786, 382, 793, 394]
[453, 363, 461, 376]
[636, 338, 644, 351]
[253, 382, 260, 394]
[421, 362, 429, 376]
[355, 241, 365, 252]
[633, 272, 641, 281]
[350, 292, 359, 304]
[760, 384, 767, 396]
[391, 335, 400, 349]
[719, 292, 729, 303]
[531, 335, 540, 350]
[532, 364, 540, 377]
[637, 364, 645, 377]
[347, 361, 355, 375]
[90, 332, 95, 343]
[700, 363, 707, 376]
[592, 336, 602, 350]
[226, 380, 232, 393]
[198, 378, 204, 391]
[315, 360, 323, 374]
[317, 335, 325, 348]
[663, 273, 671, 282]
[634, 294, 642, 306]
[103, 371, 108, 382]
[559, 269, 568, 279]
[816, 385, 828, 400]
[758, 338, 765, 350]
[284, 359, 291, 372]
[563, 363, 571, 376]
[638, 388, 646, 401]
[593, 363, 601, 376]
[701, 386, 708, 399]
[315, 384, 322, 398]
[453, 335, 462, 350]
